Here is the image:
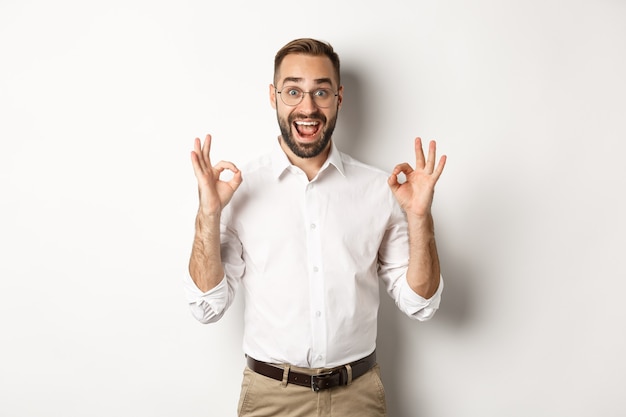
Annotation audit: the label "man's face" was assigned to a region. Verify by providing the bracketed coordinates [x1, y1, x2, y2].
[270, 54, 343, 159]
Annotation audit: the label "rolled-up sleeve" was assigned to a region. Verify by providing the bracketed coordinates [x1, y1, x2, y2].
[396, 275, 443, 321]
[378, 201, 444, 321]
[183, 204, 244, 324]
[183, 274, 232, 324]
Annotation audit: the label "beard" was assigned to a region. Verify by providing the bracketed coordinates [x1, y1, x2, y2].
[277, 108, 338, 159]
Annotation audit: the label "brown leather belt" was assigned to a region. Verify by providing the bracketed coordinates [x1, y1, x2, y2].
[246, 350, 376, 392]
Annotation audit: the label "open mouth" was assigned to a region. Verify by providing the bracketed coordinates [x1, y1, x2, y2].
[293, 120, 321, 140]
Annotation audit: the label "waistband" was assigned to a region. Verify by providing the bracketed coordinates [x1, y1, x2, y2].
[246, 350, 377, 392]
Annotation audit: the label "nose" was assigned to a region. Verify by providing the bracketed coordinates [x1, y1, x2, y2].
[298, 91, 319, 112]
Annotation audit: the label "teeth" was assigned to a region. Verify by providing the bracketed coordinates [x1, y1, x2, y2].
[295, 121, 319, 126]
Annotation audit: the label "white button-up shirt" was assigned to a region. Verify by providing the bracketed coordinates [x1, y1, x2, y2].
[184, 140, 443, 368]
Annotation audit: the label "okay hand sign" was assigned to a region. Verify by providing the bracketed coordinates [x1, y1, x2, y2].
[190, 134, 243, 215]
[388, 138, 446, 218]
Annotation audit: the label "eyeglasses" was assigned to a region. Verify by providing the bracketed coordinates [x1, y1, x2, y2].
[275, 86, 338, 108]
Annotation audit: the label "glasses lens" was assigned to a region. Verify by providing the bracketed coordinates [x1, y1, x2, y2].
[312, 89, 334, 107]
[280, 87, 303, 106]
[278, 87, 336, 107]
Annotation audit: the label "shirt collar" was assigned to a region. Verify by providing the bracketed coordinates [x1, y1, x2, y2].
[270, 138, 346, 179]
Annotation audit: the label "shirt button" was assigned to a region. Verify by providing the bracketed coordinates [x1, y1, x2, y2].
[317, 355, 323, 361]
[315, 311, 321, 317]
[313, 266, 319, 273]
[310, 223, 316, 230]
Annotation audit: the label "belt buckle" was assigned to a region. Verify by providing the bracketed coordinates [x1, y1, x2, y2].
[311, 371, 334, 392]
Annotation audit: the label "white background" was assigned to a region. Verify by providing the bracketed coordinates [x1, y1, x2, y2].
[1, 1, 625, 416]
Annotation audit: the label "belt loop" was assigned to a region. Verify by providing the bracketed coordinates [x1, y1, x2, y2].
[281, 365, 291, 387]
[345, 363, 353, 385]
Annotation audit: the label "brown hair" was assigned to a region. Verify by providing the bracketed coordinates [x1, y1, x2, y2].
[274, 38, 341, 86]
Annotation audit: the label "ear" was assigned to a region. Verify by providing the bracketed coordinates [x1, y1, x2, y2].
[269, 84, 277, 109]
[336, 85, 344, 110]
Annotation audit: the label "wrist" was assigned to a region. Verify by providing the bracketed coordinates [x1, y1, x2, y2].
[195, 209, 221, 231]
[406, 212, 436, 241]
[405, 211, 433, 224]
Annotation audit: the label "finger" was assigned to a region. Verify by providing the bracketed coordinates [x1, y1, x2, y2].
[432, 155, 447, 180]
[425, 140, 437, 173]
[213, 160, 239, 175]
[229, 170, 244, 190]
[387, 172, 399, 189]
[190, 150, 205, 180]
[202, 134, 213, 166]
[214, 161, 243, 191]
[392, 162, 414, 176]
[414, 137, 426, 168]
[193, 137, 208, 171]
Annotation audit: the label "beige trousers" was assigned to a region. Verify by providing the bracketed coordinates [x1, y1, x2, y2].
[237, 364, 387, 417]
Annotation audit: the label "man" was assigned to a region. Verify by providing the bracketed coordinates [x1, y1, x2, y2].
[184, 38, 446, 416]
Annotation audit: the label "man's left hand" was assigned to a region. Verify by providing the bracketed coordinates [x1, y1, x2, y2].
[388, 137, 447, 217]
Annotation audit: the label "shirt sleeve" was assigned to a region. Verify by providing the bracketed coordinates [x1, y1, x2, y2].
[396, 275, 444, 321]
[183, 273, 232, 324]
[377, 200, 444, 321]
[183, 209, 243, 324]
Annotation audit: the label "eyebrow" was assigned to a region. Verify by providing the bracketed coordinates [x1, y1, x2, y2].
[281, 77, 334, 86]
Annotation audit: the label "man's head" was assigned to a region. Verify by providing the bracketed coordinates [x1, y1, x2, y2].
[270, 38, 343, 159]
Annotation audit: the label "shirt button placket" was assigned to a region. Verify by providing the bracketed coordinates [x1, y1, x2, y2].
[305, 183, 326, 368]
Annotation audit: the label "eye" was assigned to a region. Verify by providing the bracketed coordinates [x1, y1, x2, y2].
[314, 89, 330, 98]
[285, 87, 302, 97]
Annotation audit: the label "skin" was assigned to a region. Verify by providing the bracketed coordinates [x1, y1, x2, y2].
[388, 137, 446, 298]
[270, 54, 344, 180]
[189, 53, 446, 299]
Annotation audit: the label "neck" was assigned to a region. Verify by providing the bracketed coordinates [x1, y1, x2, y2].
[278, 137, 331, 181]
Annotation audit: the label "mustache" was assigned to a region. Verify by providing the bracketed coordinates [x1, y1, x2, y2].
[289, 111, 326, 123]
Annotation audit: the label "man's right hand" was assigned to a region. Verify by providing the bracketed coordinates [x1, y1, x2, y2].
[191, 134, 242, 216]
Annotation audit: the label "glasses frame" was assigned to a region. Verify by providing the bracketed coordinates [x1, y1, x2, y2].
[275, 85, 339, 108]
